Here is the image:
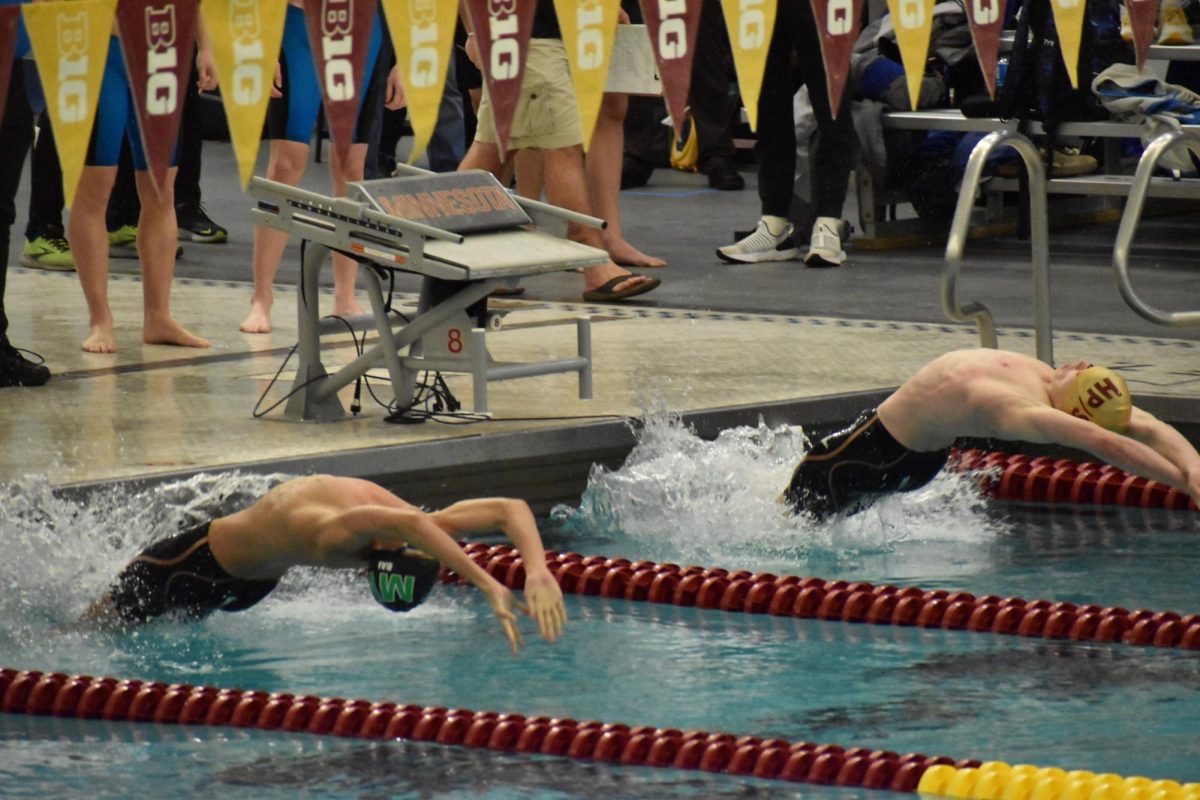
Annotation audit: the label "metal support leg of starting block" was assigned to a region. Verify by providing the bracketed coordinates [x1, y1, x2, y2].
[286, 241, 347, 422]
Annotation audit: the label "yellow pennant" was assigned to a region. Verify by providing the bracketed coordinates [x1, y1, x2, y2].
[380, 0, 457, 166]
[1049, 0, 1086, 87]
[553, 0, 620, 151]
[886, 0, 935, 110]
[718, 0, 776, 132]
[23, 0, 117, 208]
[200, 0, 288, 187]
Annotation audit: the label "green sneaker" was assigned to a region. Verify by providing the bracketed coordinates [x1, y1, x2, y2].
[108, 224, 182, 259]
[108, 224, 139, 259]
[20, 236, 75, 271]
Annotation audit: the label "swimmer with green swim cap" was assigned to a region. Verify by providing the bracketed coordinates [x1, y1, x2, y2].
[785, 349, 1200, 517]
[83, 476, 567, 654]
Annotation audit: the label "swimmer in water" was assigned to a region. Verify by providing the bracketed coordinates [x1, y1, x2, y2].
[784, 348, 1200, 518]
[82, 475, 566, 654]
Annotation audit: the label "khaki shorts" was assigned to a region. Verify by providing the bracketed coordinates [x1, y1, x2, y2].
[474, 39, 582, 151]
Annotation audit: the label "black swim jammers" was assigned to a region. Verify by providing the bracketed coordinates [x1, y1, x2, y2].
[784, 410, 951, 519]
[106, 522, 279, 624]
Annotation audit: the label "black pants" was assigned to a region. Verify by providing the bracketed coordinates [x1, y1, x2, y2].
[23, 108, 63, 241]
[755, 1, 854, 219]
[0, 61, 35, 344]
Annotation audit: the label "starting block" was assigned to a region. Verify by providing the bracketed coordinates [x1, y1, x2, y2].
[249, 167, 609, 421]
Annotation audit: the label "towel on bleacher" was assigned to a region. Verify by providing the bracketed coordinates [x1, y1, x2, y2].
[1091, 63, 1200, 174]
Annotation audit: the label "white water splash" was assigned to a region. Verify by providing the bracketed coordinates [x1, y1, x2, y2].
[553, 409, 1009, 574]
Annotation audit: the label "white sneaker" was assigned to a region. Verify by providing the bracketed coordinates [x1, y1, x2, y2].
[1158, 5, 1194, 44]
[716, 219, 798, 263]
[804, 217, 847, 268]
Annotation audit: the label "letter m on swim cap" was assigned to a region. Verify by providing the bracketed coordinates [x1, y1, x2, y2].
[372, 572, 416, 604]
[1086, 377, 1122, 408]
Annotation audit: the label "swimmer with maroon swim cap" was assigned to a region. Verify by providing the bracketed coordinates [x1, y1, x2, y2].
[785, 349, 1200, 517]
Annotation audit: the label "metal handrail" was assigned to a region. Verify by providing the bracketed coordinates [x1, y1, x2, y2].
[1112, 128, 1200, 328]
[944, 129, 1055, 363]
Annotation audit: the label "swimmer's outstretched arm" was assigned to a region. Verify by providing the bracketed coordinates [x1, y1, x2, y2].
[428, 499, 566, 644]
[316, 503, 561, 653]
[1126, 408, 1200, 507]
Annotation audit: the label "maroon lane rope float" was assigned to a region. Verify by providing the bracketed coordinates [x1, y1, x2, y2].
[0, 667, 976, 790]
[448, 451, 1199, 650]
[951, 448, 1198, 511]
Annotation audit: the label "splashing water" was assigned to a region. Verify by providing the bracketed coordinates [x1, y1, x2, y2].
[0, 471, 291, 644]
[552, 409, 1009, 574]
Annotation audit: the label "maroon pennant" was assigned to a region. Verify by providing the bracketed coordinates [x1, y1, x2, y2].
[464, 0, 536, 155]
[0, 6, 19, 131]
[810, 0, 863, 118]
[1125, 0, 1158, 70]
[304, 0, 378, 170]
[639, 0, 701, 137]
[116, 0, 199, 195]
[963, 0, 1007, 99]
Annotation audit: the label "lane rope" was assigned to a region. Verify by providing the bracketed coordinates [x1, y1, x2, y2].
[0, 667, 968, 790]
[951, 449, 1197, 511]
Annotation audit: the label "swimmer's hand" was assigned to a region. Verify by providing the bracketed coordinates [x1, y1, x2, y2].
[523, 568, 566, 644]
[486, 584, 526, 655]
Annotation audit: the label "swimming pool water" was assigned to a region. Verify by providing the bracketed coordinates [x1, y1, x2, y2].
[1, 415, 1198, 795]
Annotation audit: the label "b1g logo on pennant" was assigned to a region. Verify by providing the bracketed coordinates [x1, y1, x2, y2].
[230, 0, 264, 105]
[321, 0, 356, 101]
[145, 6, 179, 115]
[487, 0, 522, 80]
[963, 0, 1005, 98]
[407, 0, 439, 89]
[639, 0, 701, 136]
[57, 12, 89, 123]
[811, 0, 864, 118]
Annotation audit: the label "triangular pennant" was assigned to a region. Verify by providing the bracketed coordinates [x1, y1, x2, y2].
[809, 0, 864, 118]
[886, 0, 934, 110]
[1048, 0, 1085, 87]
[23, 0, 117, 207]
[963, 0, 1006, 98]
[0, 6, 19, 130]
[379, 0, 457, 166]
[115, 0, 198, 196]
[200, 0, 288, 187]
[1125, 0, 1158, 71]
[718, 0, 776, 131]
[554, 0, 621, 151]
[638, 0, 701, 137]
[463, 0, 536, 154]
[303, 0, 378, 171]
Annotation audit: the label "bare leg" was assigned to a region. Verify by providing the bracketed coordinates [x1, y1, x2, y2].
[587, 93, 665, 268]
[328, 142, 368, 318]
[69, 167, 119, 352]
[541, 145, 656, 296]
[241, 140, 309, 333]
[135, 169, 210, 348]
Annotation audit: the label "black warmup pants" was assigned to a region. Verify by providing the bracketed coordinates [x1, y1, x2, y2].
[754, 0, 854, 219]
[0, 61, 35, 345]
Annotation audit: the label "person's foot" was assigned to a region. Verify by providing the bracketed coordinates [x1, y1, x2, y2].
[108, 225, 183, 259]
[606, 238, 667, 268]
[581, 264, 660, 302]
[706, 159, 745, 191]
[175, 202, 228, 243]
[0, 341, 51, 387]
[621, 156, 654, 190]
[82, 323, 118, 353]
[239, 301, 273, 334]
[20, 236, 75, 271]
[716, 218, 798, 263]
[143, 317, 211, 348]
[332, 300, 367, 319]
[804, 217, 848, 268]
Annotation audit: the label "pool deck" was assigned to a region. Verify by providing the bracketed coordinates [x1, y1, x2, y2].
[3, 141, 1199, 503]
